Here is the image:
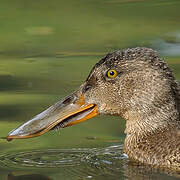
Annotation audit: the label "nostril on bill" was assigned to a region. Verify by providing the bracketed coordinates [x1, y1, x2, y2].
[62, 94, 78, 105]
[63, 96, 73, 105]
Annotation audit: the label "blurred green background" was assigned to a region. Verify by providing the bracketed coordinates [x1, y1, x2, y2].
[0, 0, 180, 179]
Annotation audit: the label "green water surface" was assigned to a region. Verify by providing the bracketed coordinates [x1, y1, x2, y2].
[0, 0, 180, 179]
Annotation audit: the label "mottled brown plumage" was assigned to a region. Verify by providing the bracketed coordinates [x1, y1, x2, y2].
[83, 47, 180, 171]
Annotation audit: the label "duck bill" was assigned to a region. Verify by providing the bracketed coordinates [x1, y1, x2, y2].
[7, 92, 98, 141]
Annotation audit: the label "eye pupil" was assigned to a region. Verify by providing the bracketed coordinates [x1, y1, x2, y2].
[110, 71, 115, 76]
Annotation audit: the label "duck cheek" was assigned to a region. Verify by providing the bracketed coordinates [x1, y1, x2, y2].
[83, 90, 96, 103]
[97, 103, 109, 114]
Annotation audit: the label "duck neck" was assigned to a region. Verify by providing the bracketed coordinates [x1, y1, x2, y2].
[123, 83, 180, 136]
[124, 106, 179, 137]
[122, 97, 180, 164]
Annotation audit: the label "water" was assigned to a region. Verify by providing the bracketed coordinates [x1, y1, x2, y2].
[0, 0, 180, 179]
[1, 146, 179, 180]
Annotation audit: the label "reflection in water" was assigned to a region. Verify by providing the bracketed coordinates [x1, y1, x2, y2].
[152, 38, 180, 56]
[0, 146, 179, 180]
[8, 173, 52, 180]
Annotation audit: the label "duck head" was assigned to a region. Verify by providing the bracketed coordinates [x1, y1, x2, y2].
[7, 47, 179, 140]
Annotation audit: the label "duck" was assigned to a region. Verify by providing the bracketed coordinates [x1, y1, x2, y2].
[7, 47, 180, 172]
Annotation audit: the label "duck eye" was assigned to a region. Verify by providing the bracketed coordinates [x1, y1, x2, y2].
[106, 69, 118, 79]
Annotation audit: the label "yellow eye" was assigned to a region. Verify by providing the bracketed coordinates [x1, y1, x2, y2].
[107, 69, 118, 79]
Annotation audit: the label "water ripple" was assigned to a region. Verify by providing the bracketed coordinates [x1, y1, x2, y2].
[0, 145, 125, 169]
[0, 145, 176, 180]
